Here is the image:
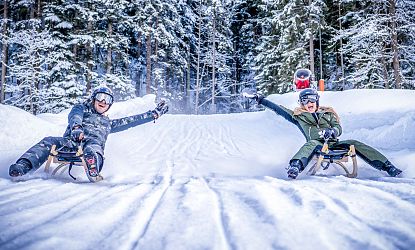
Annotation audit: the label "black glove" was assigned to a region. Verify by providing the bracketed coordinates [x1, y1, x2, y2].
[242, 88, 259, 101]
[320, 128, 337, 140]
[71, 126, 84, 142]
[242, 88, 264, 103]
[152, 100, 169, 119]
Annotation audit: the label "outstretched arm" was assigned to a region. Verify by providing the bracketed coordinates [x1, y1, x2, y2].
[259, 98, 308, 138]
[258, 98, 296, 125]
[110, 100, 169, 133]
[110, 111, 155, 133]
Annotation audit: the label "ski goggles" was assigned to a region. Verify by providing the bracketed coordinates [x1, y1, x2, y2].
[300, 95, 318, 105]
[95, 92, 114, 105]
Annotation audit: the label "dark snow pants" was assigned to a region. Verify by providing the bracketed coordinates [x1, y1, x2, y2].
[291, 139, 389, 170]
[18, 136, 104, 173]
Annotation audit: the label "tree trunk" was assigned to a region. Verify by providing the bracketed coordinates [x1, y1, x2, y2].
[309, 0, 315, 75]
[31, 0, 40, 113]
[86, 20, 93, 93]
[135, 33, 142, 96]
[211, 6, 216, 114]
[106, 20, 113, 74]
[381, 47, 390, 89]
[30, 1, 35, 19]
[186, 44, 191, 113]
[389, 0, 401, 88]
[195, 2, 202, 114]
[37, 0, 43, 28]
[146, 34, 152, 94]
[153, 17, 159, 94]
[338, 1, 345, 90]
[1, 0, 9, 103]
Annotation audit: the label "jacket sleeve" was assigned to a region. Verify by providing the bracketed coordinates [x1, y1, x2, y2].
[68, 104, 84, 129]
[330, 115, 343, 137]
[259, 98, 307, 138]
[110, 111, 155, 133]
[259, 98, 296, 124]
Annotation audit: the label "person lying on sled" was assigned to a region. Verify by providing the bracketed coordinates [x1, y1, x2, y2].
[243, 88, 402, 179]
[9, 85, 168, 178]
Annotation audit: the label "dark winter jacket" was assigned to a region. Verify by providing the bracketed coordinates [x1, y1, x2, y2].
[62, 101, 154, 153]
[259, 98, 342, 142]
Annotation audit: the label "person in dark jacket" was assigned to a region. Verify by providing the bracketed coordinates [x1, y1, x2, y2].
[243, 88, 402, 179]
[9, 86, 168, 178]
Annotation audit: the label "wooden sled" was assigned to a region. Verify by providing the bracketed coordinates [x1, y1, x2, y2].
[44, 145, 103, 182]
[307, 142, 358, 178]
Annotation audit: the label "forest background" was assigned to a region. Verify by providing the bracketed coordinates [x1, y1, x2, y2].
[1, 0, 414, 115]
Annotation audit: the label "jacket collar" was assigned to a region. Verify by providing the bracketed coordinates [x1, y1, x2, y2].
[293, 106, 340, 123]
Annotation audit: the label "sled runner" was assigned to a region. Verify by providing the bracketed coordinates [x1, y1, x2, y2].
[44, 144, 103, 182]
[307, 140, 358, 178]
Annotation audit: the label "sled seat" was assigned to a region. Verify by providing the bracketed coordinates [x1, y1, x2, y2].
[44, 145, 103, 182]
[308, 144, 358, 178]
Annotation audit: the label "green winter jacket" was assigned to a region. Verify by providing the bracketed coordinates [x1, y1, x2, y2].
[259, 98, 342, 142]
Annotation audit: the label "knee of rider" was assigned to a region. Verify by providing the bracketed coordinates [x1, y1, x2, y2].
[39, 136, 55, 147]
[344, 139, 363, 147]
[306, 139, 321, 147]
[309, 139, 320, 144]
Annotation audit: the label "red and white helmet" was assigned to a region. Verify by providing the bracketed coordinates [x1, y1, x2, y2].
[293, 69, 312, 90]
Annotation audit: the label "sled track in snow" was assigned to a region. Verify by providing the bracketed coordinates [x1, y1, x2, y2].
[0, 180, 132, 249]
[0, 179, 53, 206]
[201, 177, 234, 250]
[128, 162, 174, 249]
[0, 162, 175, 250]
[79, 161, 169, 250]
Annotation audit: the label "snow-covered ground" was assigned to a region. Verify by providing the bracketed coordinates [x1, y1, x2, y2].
[0, 89, 414, 250]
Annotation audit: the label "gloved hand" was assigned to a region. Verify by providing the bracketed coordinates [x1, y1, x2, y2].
[319, 128, 337, 140]
[71, 126, 84, 142]
[152, 100, 169, 119]
[242, 88, 260, 101]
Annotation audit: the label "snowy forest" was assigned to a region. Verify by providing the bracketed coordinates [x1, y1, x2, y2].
[1, 0, 414, 114]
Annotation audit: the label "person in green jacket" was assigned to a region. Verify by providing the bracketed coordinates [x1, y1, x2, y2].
[243, 88, 402, 179]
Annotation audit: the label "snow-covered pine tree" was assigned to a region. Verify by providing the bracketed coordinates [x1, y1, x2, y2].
[150, 0, 187, 104]
[94, 0, 135, 100]
[175, 0, 200, 113]
[7, 24, 61, 114]
[254, 0, 325, 94]
[1, 0, 9, 103]
[396, 0, 415, 89]
[231, 0, 261, 112]
[195, 0, 234, 114]
[40, 0, 90, 111]
[336, 0, 409, 89]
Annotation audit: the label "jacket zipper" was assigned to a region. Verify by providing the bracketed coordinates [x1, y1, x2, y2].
[310, 112, 321, 139]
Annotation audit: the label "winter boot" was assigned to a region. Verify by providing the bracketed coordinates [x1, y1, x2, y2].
[383, 161, 402, 177]
[287, 159, 304, 179]
[84, 151, 101, 177]
[9, 159, 33, 177]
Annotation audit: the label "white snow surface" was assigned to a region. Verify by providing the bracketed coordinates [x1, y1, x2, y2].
[0, 89, 415, 250]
